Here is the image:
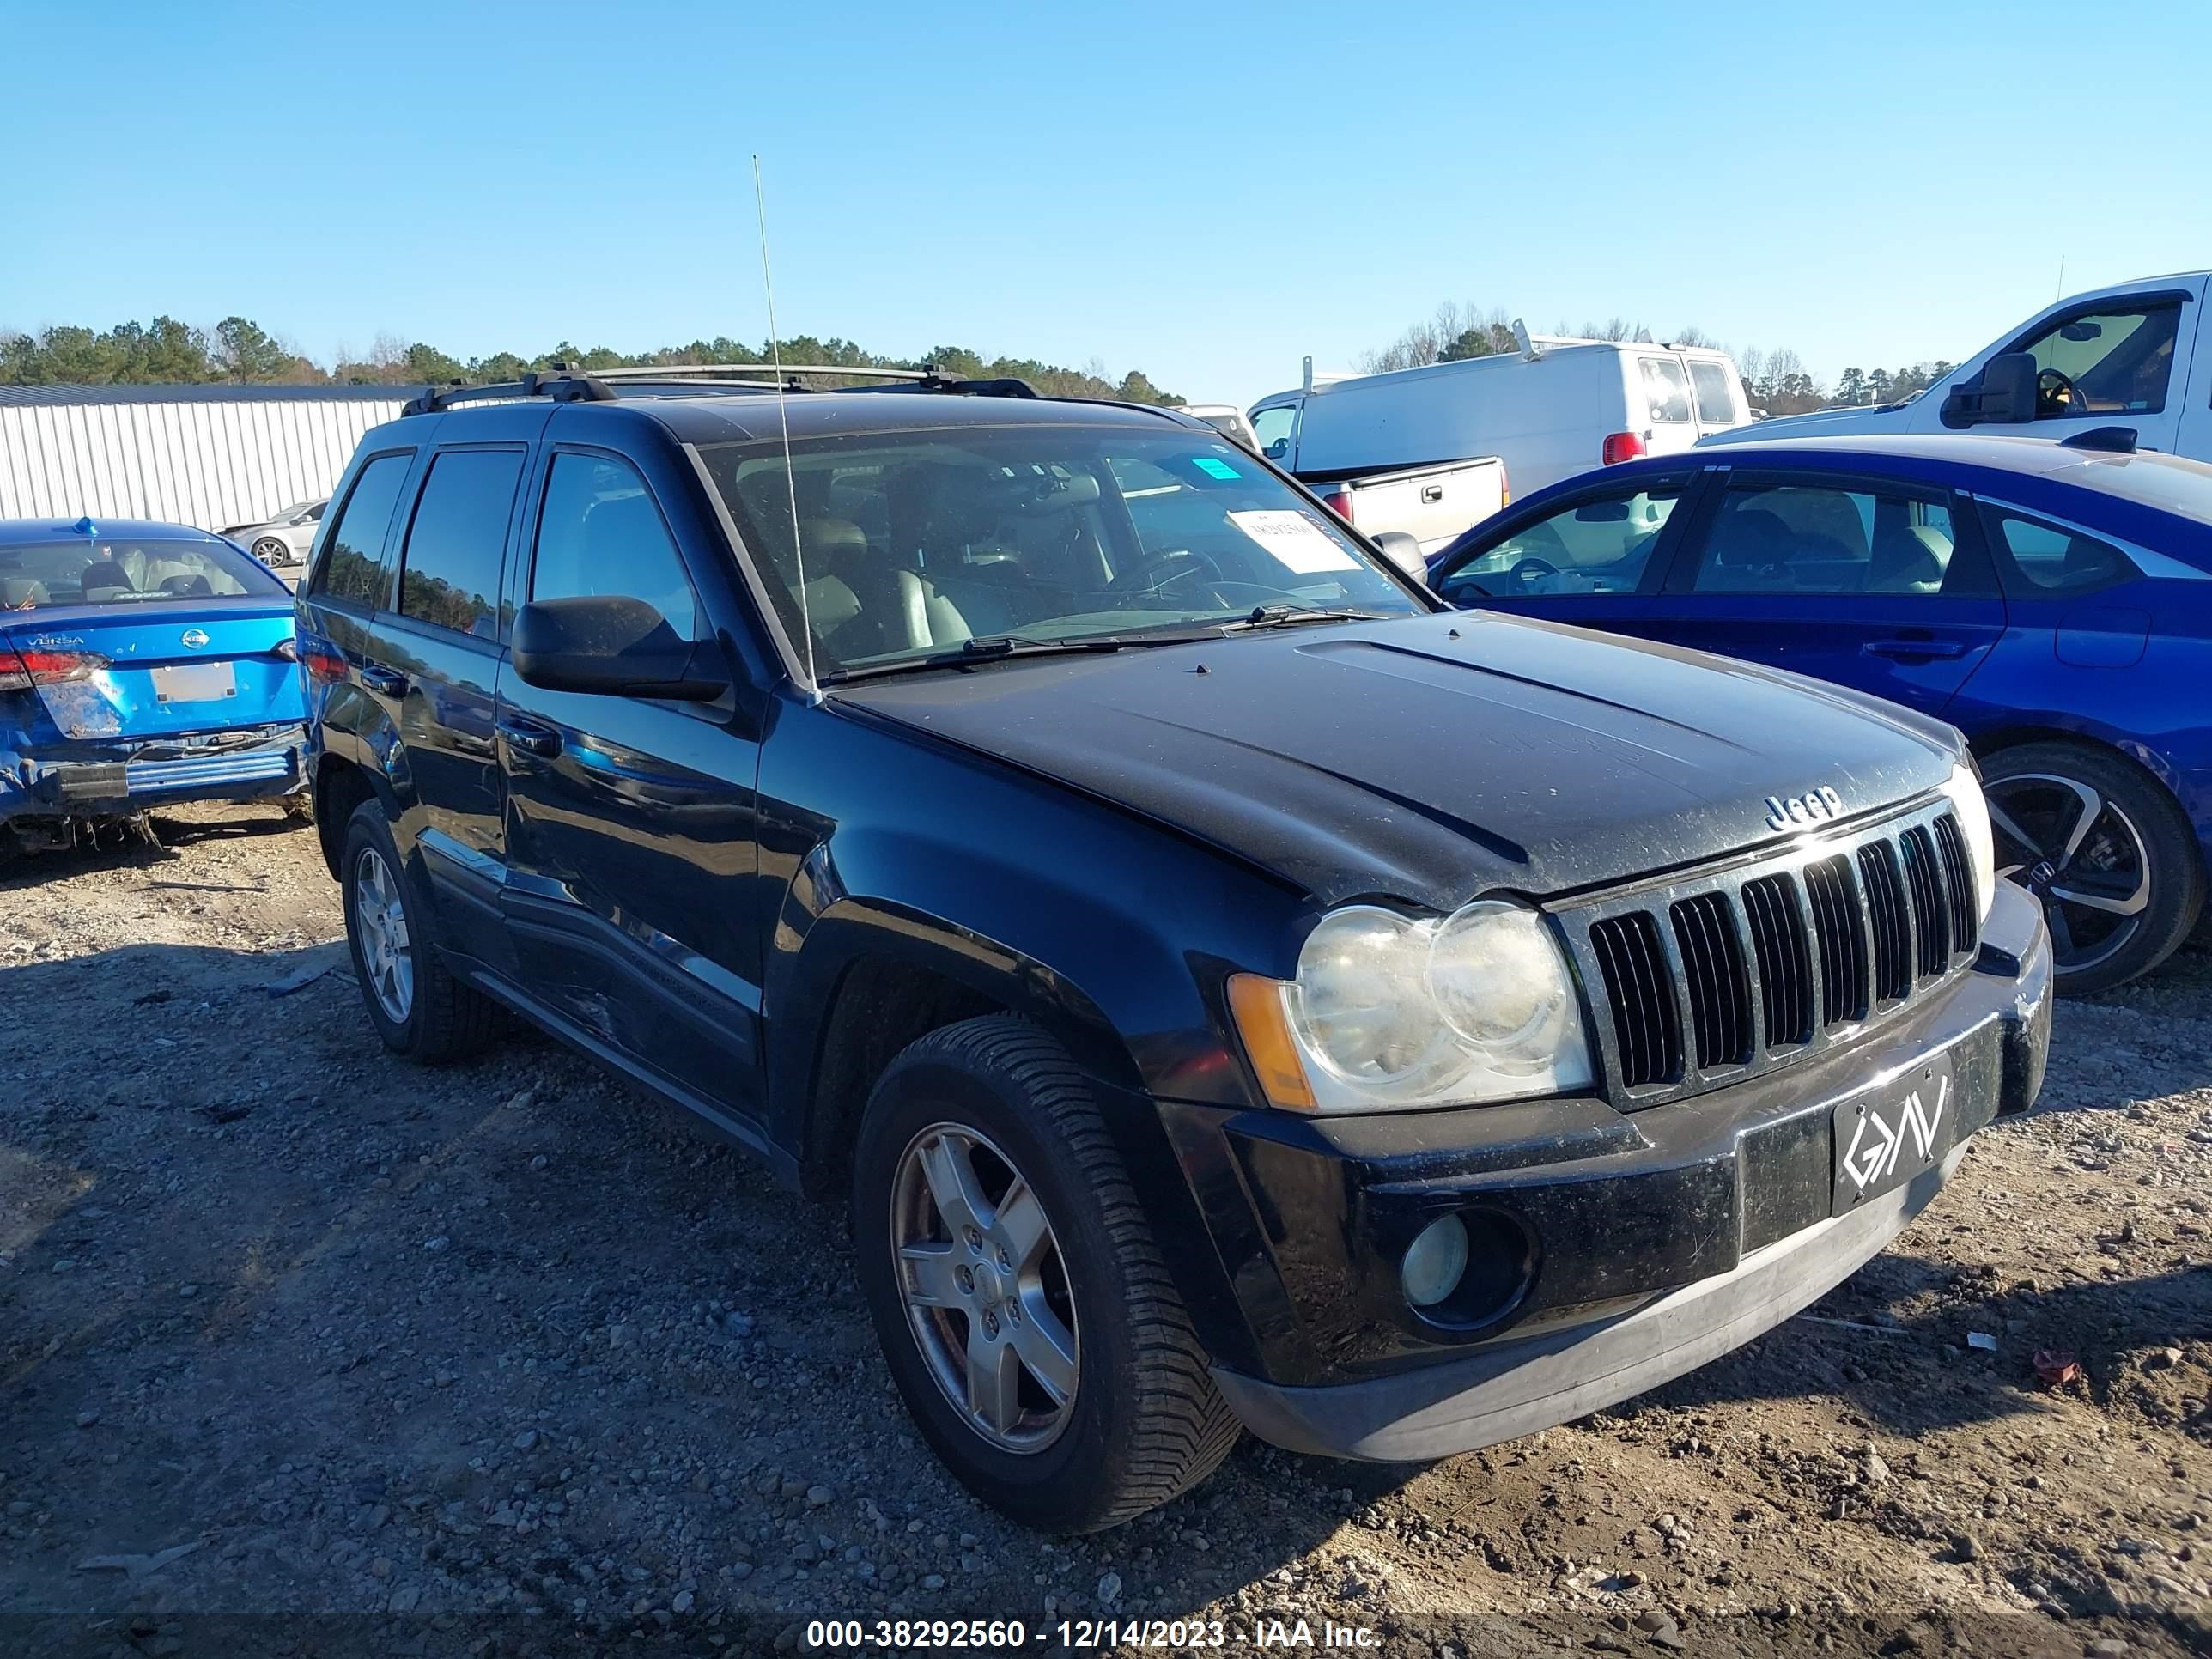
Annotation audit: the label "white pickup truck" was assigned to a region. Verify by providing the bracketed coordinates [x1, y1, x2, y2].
[1699, 270, 2212, 459]
[1296, 453, 1510, 570]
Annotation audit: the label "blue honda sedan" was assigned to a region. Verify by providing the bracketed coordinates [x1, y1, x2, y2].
[1426, 434, 2212, 992]
[1, 516, 307, 854]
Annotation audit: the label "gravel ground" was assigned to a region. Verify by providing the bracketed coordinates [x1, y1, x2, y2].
[3, 803, 2208, 1658]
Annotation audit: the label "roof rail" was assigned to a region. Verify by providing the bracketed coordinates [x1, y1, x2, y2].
[400, 363, 617, 417]
[830, 373, 1037, 399]
[595, 363, 937, 384]
[606, 362, 1041, 399]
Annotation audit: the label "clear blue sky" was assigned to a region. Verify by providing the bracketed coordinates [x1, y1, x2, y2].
[3, 0, 2207, 404]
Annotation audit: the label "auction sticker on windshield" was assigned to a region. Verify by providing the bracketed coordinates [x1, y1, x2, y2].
[1228, 509, 1359, 574]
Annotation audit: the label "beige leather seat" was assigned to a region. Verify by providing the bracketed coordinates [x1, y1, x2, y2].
[796, 516, 969, 656]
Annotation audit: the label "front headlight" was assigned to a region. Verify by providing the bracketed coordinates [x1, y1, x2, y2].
[1228, 900, 1592, 1113]
[1939, 761, 1996, 924]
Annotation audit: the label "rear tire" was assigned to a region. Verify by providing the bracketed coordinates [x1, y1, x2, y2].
[851, 1015, 1241, 1532]
[338, 799, 501, 1062]
[1981, 740, 2203, 994]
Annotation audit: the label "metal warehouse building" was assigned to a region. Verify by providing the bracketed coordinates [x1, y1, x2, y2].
[0, 383, 407, 533]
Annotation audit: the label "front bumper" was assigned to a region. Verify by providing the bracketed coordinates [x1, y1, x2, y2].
[1176, 882, 2051, 1462]
[0, 725, 307, 824]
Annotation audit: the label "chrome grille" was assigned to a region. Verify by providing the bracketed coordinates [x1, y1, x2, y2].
[1562, 799, 1980, 1106]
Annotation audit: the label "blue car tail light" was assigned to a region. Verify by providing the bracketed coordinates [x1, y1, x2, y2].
[0, 646, 108, 692]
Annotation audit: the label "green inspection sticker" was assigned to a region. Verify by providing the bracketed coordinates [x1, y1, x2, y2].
[1191, 456, 1243, 480]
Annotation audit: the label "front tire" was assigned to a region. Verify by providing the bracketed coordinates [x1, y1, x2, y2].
[851, 1015, 1241, 1532]
[1981, 740, 2203, 994]
[338, 800, 501, 1062]
[251, 536, 288, 566]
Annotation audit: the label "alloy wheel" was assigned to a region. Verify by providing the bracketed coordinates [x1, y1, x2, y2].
[889, 1122, 1080, 1453]
[252, 537, 287, 565]
[1984, 770, 2151, 975]
[352, 846, 415, 1023]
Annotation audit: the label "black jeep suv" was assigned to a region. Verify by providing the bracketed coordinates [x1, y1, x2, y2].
[296, 367, 2051, 1532]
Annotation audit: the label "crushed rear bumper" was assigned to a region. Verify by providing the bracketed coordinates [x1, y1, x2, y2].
[0, 724, 307, 831]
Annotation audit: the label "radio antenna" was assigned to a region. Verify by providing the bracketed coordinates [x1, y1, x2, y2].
[752, 154, 817, 694]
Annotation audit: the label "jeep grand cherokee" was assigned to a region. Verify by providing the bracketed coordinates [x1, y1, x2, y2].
[295, 367, 2051, 1532]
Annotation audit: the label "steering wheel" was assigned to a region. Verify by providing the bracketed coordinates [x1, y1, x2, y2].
[1115, 550, 1224, 595]
[2036, 367, 2082, 418]
[1506, 556, 1561, 588]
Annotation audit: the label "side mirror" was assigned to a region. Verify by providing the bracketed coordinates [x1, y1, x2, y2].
[1370, 531, 1427, 579]
[1940, 350, 2037, 428]
[1263, 438, 1291, 461]
[512, 596, 729, 701]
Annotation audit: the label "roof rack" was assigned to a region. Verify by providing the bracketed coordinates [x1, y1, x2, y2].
[404, 361, 1040, 415]
[604, 362, 1040, 399]
[401, 363, 617, 417]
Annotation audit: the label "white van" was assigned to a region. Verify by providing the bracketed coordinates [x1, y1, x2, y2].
[1249, 329, 1753, 500]
[1698, 270, 2211, 461]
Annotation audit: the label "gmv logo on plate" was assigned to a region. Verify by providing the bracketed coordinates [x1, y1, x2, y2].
[1841, 1075, 1948, 1193]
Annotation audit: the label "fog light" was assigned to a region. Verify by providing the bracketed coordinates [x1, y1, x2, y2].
[1401, 1213, 1470, 1309]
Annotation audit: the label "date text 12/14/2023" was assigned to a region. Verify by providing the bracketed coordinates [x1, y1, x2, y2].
[803, 1618, 1382, 1649]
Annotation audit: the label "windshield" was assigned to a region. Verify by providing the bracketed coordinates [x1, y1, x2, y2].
[0, 537, 286, 610]
[697, 427, 1423, 678]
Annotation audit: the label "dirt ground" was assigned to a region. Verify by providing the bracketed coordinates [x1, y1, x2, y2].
[2, 803, 2208, 1659]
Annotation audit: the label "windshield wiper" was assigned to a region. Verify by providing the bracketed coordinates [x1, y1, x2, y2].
[820, 635, 1142, 684]
[1223, 604, 1389, 632]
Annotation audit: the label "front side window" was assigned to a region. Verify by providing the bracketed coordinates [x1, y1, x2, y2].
[1688, 483, 1960, 595]
[2015, 302, 2181, 418]
[697, 428, 1420, 676]
[1985, 507, 2136, 595]
[0, 536, 282, 609]
[396, 447, 525, 637]
[1687, 359, 1740, 424]
[1638, 356, 1692, 423]
[1249, 404, 1297, 462]
[311, 451, 414, 608]
[531, 453, 702, 641]
[1436, 484, 1684, 600]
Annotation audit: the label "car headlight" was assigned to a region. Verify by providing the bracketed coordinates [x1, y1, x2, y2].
[1939, 761, 1996, 924]
[1226, 900, 1592, 1112]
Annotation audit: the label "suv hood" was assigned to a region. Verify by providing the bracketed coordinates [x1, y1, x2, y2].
[832, 613, 1961, 912]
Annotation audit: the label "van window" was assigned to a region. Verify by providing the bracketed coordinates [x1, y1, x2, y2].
[1250, 404, 1297, 463]
[396, 447, 526, 638]
[1438, 484, 1685, 599]
[1689, 483, 1961, 595]
[1638, 357, 1692, 423]
[1686, 360, 1740, 424]
[310, 451, 413, 609]
[2014, 301, 2181, 417]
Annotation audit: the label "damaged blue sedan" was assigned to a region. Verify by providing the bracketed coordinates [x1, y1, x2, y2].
[0, 517, 307, 854]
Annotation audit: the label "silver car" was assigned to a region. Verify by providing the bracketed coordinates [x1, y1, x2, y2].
[218, 497, 326, 566]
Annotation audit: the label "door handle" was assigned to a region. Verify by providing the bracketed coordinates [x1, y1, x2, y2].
[1862, 638, 1971, 661]
[358, 664, 409, 696]
[1420, 483, 1444, 504]
[497, 714, 562, 757]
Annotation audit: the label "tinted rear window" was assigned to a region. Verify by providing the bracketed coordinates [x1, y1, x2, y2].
[313, 452, 413, 608]
[396, 448, 526, 637]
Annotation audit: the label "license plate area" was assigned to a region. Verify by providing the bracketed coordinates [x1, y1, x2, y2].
[1832, 1048, 1956, 1215]
[151, 662, 237, 703]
